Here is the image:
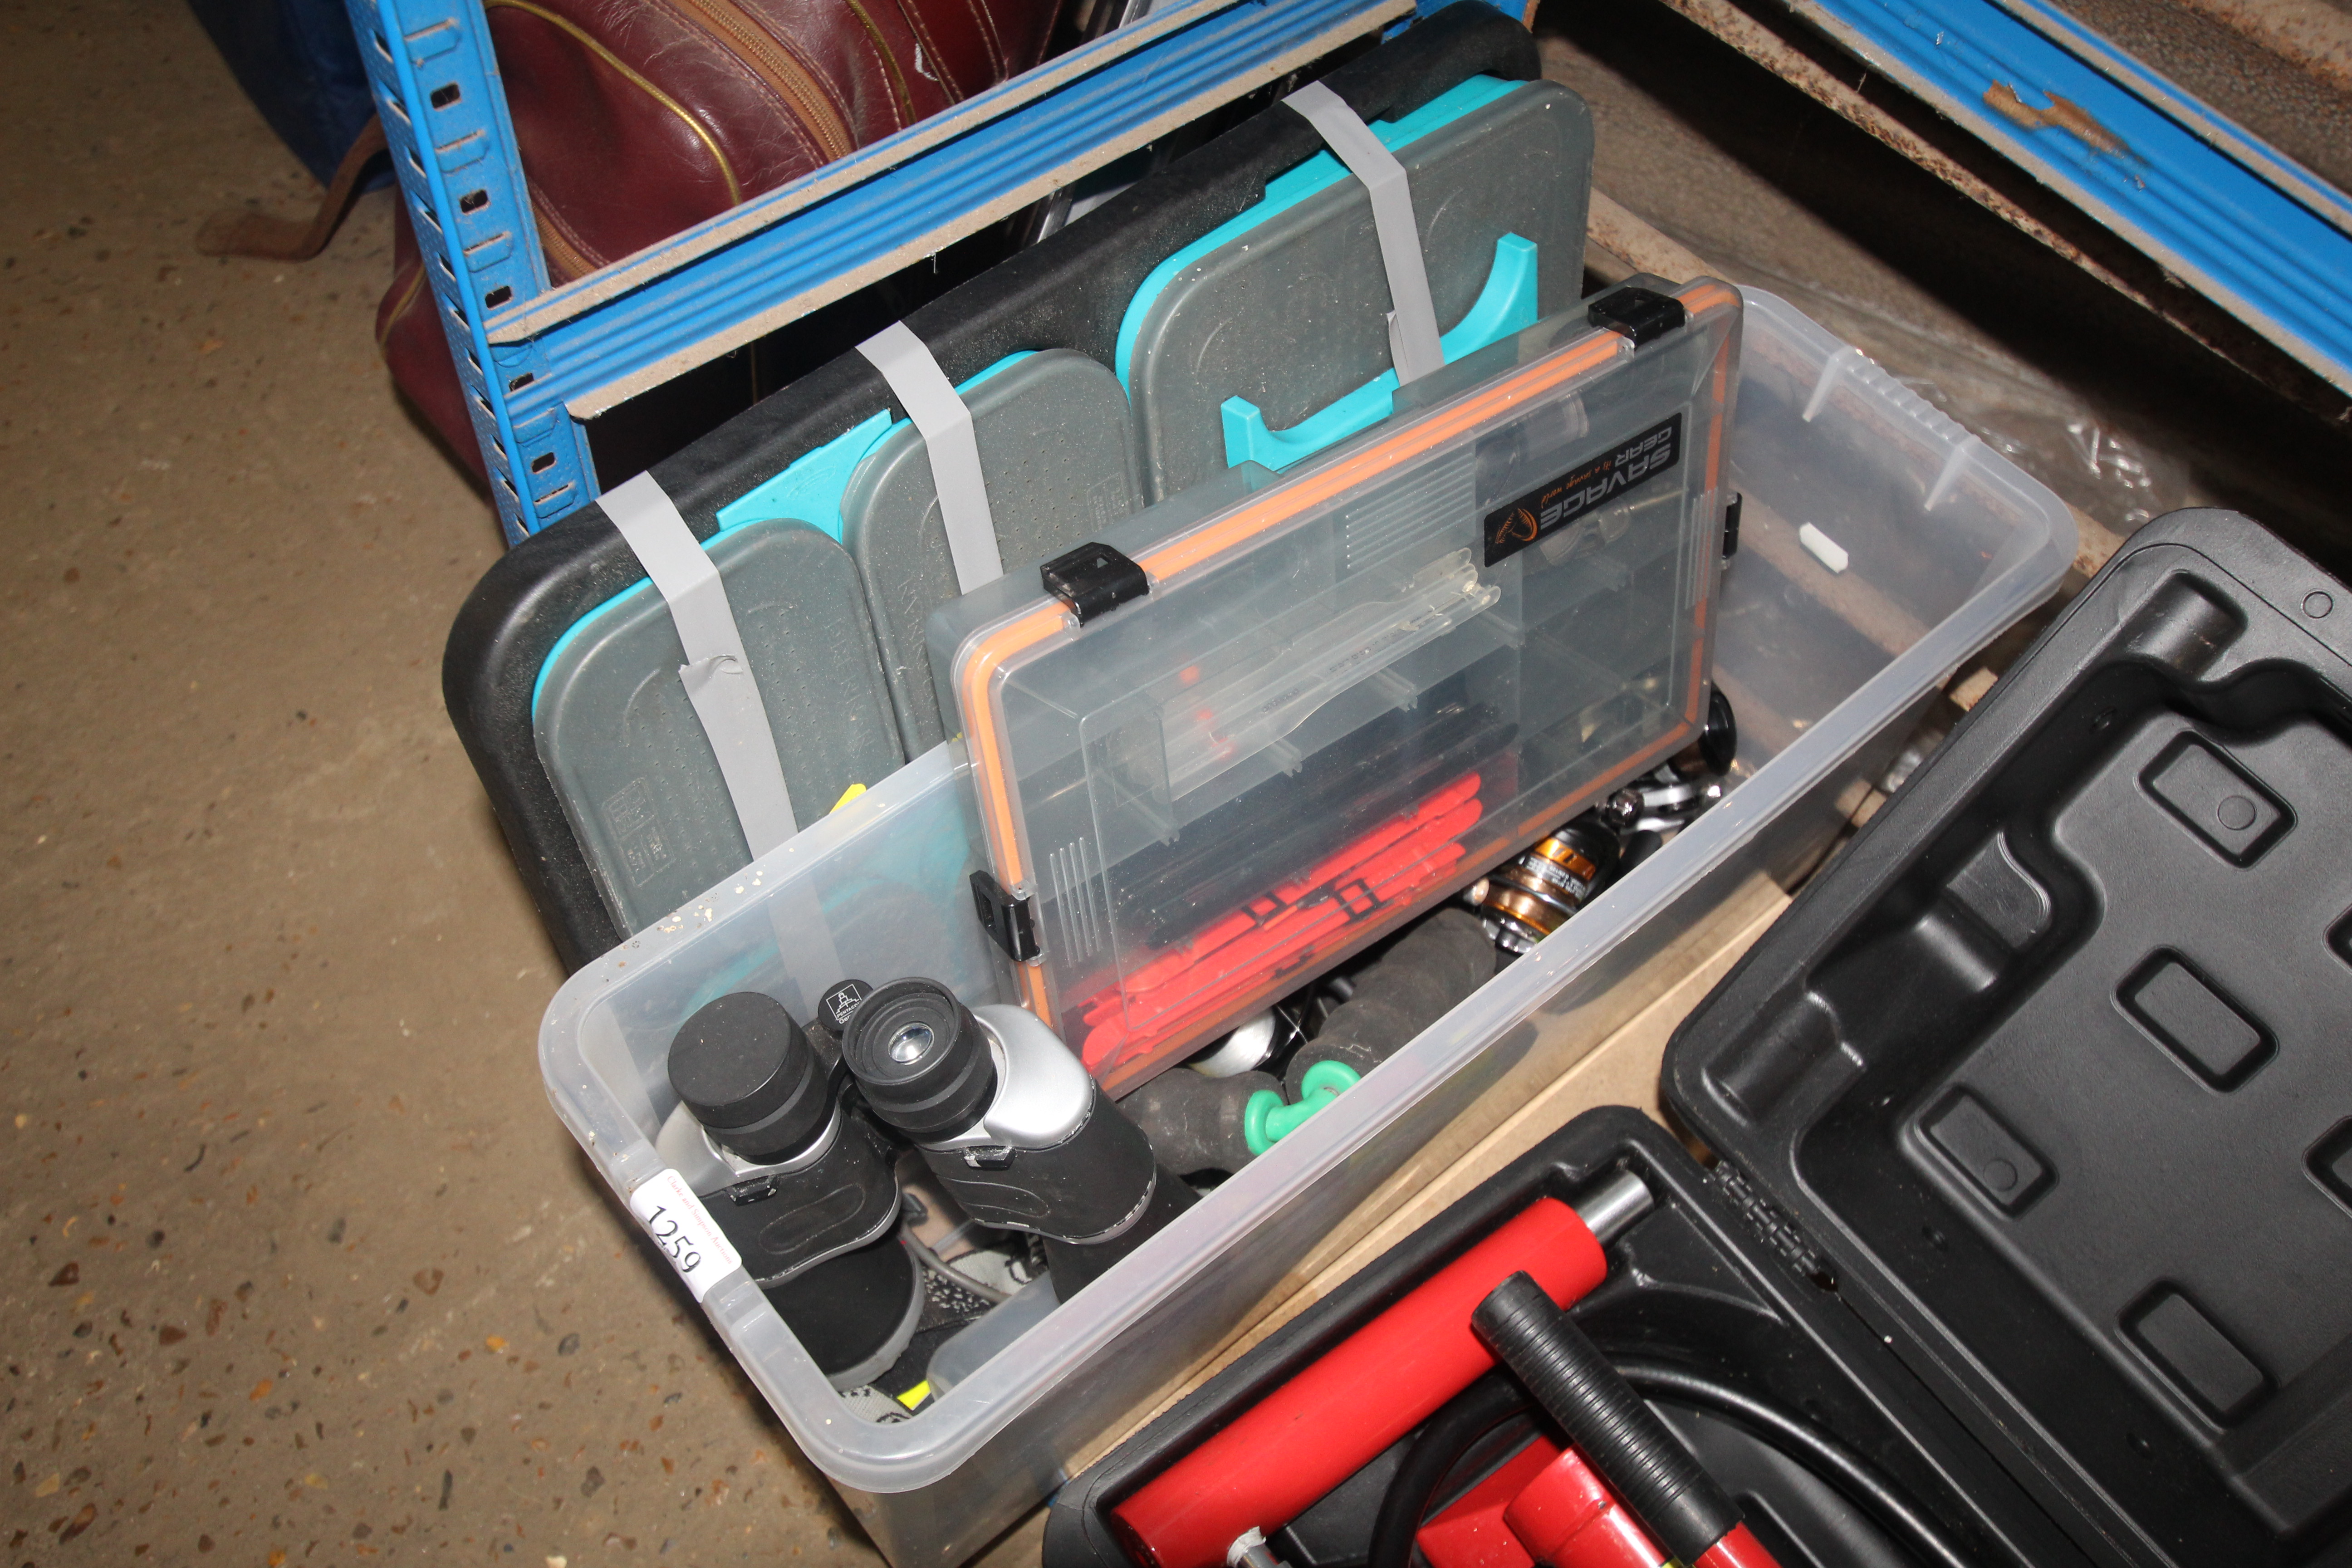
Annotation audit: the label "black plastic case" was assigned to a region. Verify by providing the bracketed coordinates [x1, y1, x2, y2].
[1663, 509, 2352, 1568]
[1046, 510, 2352, 1568]
[1045, 1110, 2081, 1568]
[441, 5, 1553, 971]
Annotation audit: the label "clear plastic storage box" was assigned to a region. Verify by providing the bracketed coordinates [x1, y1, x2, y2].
[931, 279, 1740, 1091]
[536, 289, 2075, 1568]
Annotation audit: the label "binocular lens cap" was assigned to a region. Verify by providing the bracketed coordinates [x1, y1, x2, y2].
[819, 978, 874, 1035]
[841, 979, 997, 1142]
[667, 993, 829, 1157]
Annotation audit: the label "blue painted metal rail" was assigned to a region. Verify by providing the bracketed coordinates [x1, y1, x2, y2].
[1784, 0, 2352, 393]
[349, 0, 2346, 540]
[348, 0, 568, 539]
[342, 0, 1411, 542]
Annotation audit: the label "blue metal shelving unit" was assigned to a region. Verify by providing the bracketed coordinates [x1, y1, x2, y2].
[343, 0, 1424, 544]
[1783, 0, 2352, 393]
[351, 0, 2349, 548]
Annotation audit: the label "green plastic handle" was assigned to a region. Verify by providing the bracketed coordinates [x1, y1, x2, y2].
[1243, 1060, 1362, 1155]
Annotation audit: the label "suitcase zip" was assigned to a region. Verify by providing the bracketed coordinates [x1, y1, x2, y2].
[841, 0, 919, 127]
[532, 189, 603, 282]
[664, 0, 858, 162]
[483, 0, 750, 276]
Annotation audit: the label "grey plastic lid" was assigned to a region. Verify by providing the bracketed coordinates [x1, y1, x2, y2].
[843, 348, 1143, 755]
[1126, 80, 1592, 501]
[534, 519, 904, 936]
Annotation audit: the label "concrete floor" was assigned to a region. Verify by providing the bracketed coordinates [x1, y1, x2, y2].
[4, 0, 2346, 1563]
[1, 2, 882, 1562]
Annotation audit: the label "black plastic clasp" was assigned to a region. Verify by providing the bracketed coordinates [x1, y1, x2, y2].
[1041, 542, 1149, 624]
[970, 869, 1041, 962]
[1722, 492, 1743, 558]
[1588, 286, 1687, 347]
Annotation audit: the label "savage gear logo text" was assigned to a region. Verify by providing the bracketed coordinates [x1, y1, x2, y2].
[1482, 413, 1683, 567]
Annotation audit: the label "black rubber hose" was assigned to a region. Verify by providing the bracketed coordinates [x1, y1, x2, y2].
[1365, 1373, 1530, 1568]
[1612, 1360, 1973, 1568]
[1121, 1068, 1279, 1176]
[1472, 1272, 1741, 1565]
[1363, 1358, 1975, 1568]
[1285, 909, 1497, 1097]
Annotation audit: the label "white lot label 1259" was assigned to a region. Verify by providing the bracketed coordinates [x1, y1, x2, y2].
[627, 1168, 742, 1302]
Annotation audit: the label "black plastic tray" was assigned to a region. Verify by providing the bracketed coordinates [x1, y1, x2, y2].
[442, 4, 1546, 970]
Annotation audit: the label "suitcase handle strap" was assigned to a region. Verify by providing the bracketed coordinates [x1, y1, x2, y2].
[1284, 81, 1444, 387]
[858, 321, 1006, 596]
[602, 471, 800, 855]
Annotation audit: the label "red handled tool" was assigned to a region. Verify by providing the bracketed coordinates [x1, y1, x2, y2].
[1499, 1445, 1671, 1568]
[1413, 1435, 1670, 1568]
[1473, 1273, 1785, 1568]
[1413, 1436, 1566, 1568]
[1109, 1172, 1654, 1568]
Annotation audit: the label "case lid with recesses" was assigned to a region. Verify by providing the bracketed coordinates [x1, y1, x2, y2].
[1661, 510, 2352, 1568]
[930, 278, 1741, 1095]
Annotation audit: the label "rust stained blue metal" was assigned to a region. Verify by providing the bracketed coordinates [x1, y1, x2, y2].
[1785, 0, 2352, 392]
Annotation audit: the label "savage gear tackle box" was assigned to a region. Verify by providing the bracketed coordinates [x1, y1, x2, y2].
[929, 278, 1740, 1092]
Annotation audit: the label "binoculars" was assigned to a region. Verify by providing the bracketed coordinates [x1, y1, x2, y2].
[662, 975, 1193, 1390]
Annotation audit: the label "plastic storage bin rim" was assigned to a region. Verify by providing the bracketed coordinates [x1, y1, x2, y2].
[533, 288, 2077, 1496]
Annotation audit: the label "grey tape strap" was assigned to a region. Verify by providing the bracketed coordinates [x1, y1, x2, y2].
[857, 322, 1005, 595]
[1284, 81, 1444, 387]
[602, 472, 799, 855]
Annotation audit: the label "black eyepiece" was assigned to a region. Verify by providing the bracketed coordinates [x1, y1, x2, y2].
[1672, 687, 1739, 779]
[666, 992, 830, 1163]
[1699, 687, 1738, 776]
[841, 979, 997, 1142]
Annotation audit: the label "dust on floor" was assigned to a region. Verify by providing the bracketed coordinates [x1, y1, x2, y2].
[0, 1, 883, 1561]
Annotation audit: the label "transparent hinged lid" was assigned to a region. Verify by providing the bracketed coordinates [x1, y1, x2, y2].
[931, 278, 1744, 1092]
